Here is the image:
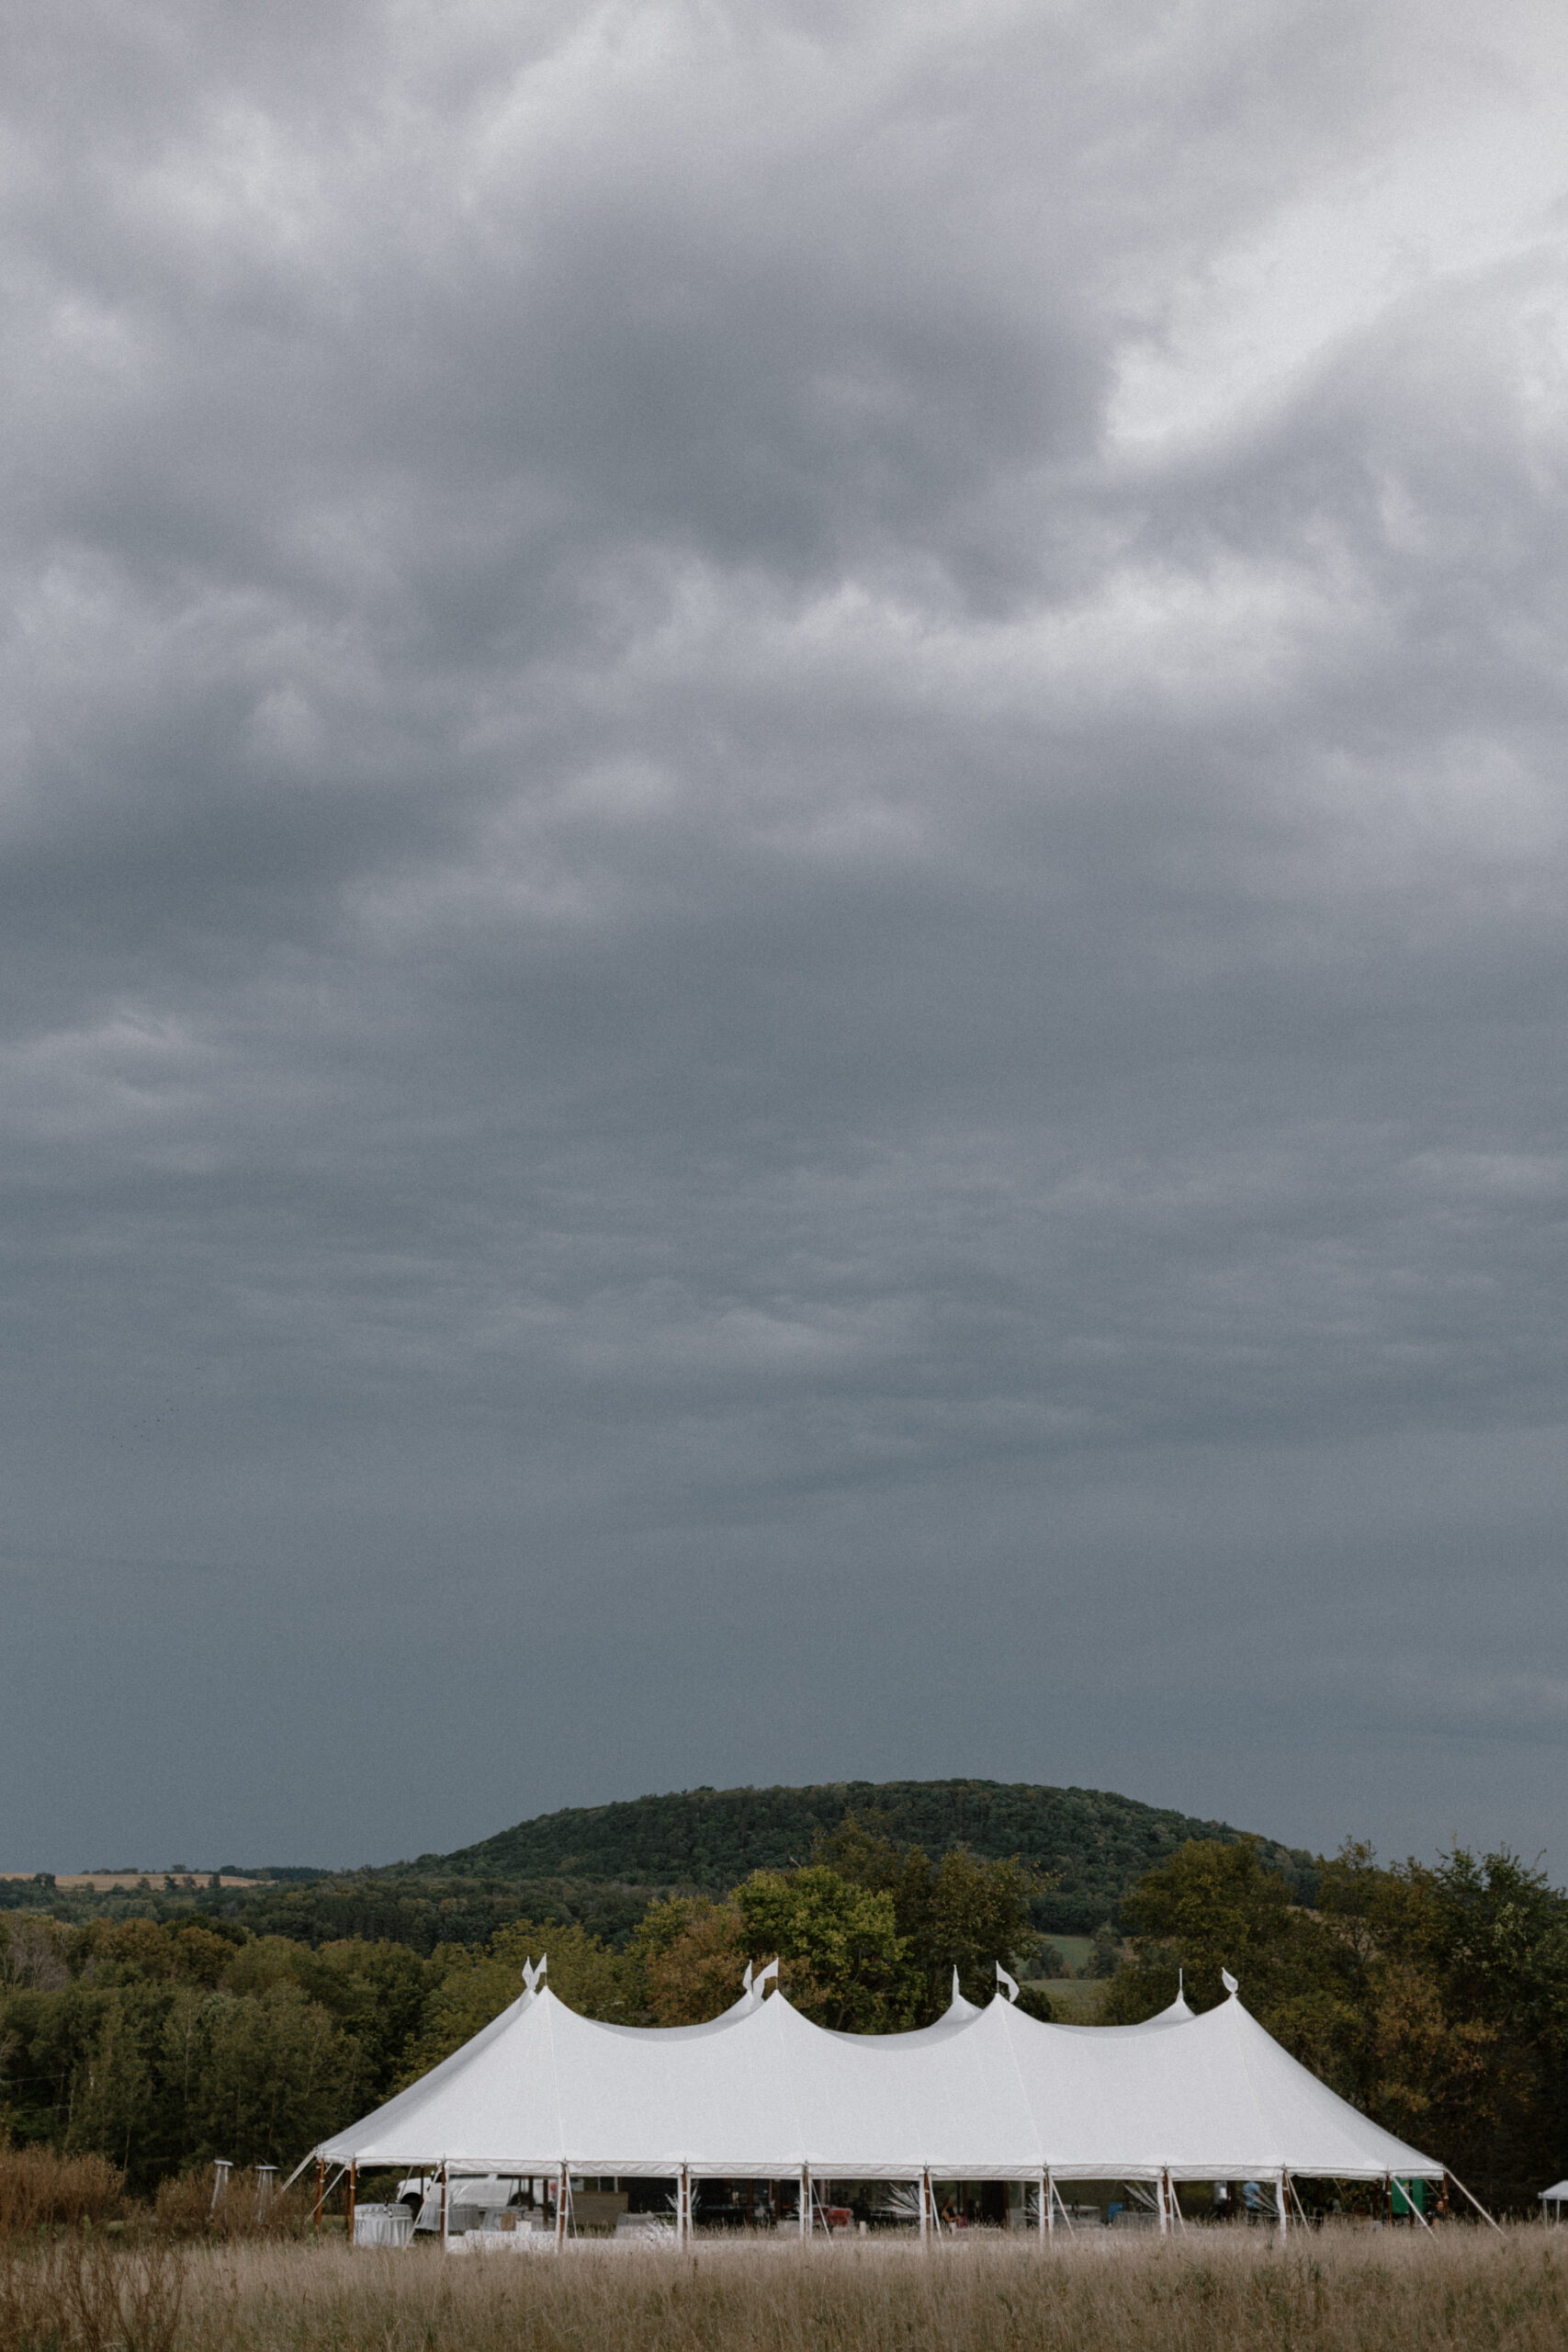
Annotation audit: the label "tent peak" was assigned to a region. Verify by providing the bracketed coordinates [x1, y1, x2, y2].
[1156, 1968, 1195, 2021]
[1221, 1967, 1239, 1997]
[521, 1957, 547, 1996]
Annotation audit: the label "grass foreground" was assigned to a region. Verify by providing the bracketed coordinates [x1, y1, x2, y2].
[6, 2227, 1566, 2352]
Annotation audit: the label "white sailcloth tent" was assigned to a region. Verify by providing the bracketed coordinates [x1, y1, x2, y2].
[306, 1963, 1444, 2220]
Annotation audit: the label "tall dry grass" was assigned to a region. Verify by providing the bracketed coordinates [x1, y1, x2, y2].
[0, 2141, 125, 2234]
[154, 2165, 311, 2241]
[53, 2225, 1561, 2352]
[0, 2233, 185, 2352]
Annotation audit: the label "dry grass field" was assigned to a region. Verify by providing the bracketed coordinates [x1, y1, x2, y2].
[6, 2228, 1565, 2352]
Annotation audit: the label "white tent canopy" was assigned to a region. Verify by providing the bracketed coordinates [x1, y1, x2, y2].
[310, 1972, 1443, 2188]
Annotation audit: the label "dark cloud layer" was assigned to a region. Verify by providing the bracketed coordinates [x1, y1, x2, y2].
[3, 0, 1566, 1871]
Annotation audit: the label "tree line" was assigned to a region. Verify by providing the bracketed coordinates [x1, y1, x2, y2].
[1103, 1837, 1568, 2212]
[2, 1822, 1563, 2209]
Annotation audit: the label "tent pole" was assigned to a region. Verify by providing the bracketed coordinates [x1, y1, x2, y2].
[346, 2162, 356, 2248]
[1444, 2169, 1503, 2233]
[1039, 2167, 1048, 2242]
[312, 2157, 324, 2233]
[560, 2166, 571, 2251]
[919, 2169, 929, 2245]
[1157, 2170, 1169, 2236]
[441, 2163, 449, 2255]
[1277, 2173, 1287, 2241]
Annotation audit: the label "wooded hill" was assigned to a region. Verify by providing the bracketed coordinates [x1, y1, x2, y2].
[412, 1780, 1317, 1936]
[2, 1781, 1315, 1950]
[0, 1779, 1310, 1950]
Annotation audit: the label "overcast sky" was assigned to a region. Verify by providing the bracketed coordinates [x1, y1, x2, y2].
[3, 0, 1566, 1878]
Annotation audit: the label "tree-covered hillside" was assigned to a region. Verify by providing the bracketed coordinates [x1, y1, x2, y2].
[1, 1781, 1316, 1948]
[410, 1779, 1316, 1936]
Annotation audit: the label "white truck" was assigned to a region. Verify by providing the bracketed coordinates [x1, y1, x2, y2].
[396, 2177, 538, 2233]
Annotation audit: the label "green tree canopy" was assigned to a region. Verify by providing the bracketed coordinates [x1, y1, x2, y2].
[735, 1867, 917, 2031]
[398, 1919, 638, 2082]
[811, 1815, 1044, 2018]
[1103, 1835, 1568, 2211]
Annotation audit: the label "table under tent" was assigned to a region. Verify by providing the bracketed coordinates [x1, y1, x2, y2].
[296, 1959, 1483, 2247]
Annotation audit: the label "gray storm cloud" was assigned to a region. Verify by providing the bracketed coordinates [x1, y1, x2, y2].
[2, 0, 1565, 1871]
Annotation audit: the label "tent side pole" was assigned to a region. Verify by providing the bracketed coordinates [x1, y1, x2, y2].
[919, 2169, 929, 2246]
[312, 2157, 324, 2233]
[346, 2162, 356, 2248]
[1277, 2173, 1287, 2241]
[441, 2164, 449, 2255]
[800, 2165, 809, 2243]
[1445, 2169, 1503, 2233]
[1157, 2170, 1168, 2236]
[559, 2166, 571, 2251]
[1039, 2167, 1048, 2242]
